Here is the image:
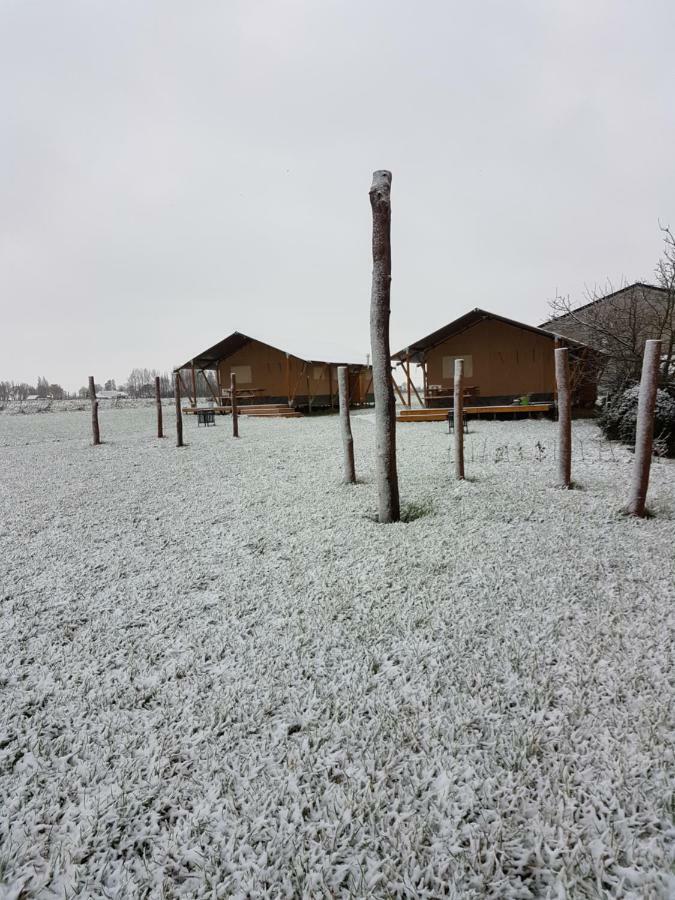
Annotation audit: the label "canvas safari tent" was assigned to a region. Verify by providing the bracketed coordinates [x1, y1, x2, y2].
[393, 309, 602, 410]
[175, 331, 373, 412]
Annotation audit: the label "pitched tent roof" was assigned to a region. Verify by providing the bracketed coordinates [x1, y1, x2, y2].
[392, 308, 589, 363]
[540, 281, 671, 328]
[176, 331, 368, 372]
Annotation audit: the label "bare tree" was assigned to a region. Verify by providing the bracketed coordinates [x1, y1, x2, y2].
[369, 170, 399, 523]
[547, 227, 675, 392]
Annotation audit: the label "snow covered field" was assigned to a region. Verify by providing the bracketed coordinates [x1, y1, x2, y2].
[1, 407, 673, 898]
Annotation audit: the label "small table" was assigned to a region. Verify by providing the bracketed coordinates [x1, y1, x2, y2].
[197, 410, 215, 426]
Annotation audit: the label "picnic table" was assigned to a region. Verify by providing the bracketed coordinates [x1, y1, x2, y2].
[424, 385, 480, 402]
[220, 388, 266, 403]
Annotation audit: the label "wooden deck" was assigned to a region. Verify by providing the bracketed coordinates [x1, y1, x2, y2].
[184, 404, 303, 419]
[397, 403, 553, 422]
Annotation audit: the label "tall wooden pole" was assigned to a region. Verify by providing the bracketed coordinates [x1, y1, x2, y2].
[231, 372, 239, 438]
[155, 375, 163, 439]
[628, 339, 661, 517]
[174, 373, 184, 447]
[405, 360, 411, 407]
[555, 347, 572, 488]
[369, 169, 399, 523]
[88, 376, 100, 445]
[338, 366, 356, 483]
[453, 359, 465, 479]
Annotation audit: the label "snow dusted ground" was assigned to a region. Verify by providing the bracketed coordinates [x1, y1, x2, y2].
[0, 407, 673, 899]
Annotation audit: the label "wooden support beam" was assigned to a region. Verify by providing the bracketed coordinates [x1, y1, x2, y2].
[391, 373, 406, 407]
[177, 370, 191, 400]
[406, 361, 424, 407]
[328, 365, 333, 409]
[404, 360, 412, 407]
[199, 368, 219, 403]
[190, 361, 197, 407]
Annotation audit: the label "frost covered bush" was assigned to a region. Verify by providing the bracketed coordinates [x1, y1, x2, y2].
[599, 384, 675, 456]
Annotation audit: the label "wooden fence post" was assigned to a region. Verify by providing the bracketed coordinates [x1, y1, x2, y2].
[453, 359, 465, 479]
[174, 373, 184, 447]
[555, 347, 572, 488]
[88, 376, 100, 445]
[338, 366, 356, 483]
[628, 339, 661, 517]
[155, 376, 163, 439]
[231, 372, 239, 438]
[369, 169, 400, 523]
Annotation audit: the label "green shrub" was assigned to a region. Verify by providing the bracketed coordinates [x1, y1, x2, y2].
[599, 384, 675, 456]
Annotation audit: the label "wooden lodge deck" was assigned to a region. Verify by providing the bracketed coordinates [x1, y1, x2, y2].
[184, 404, 303, 419]
[397, 403, 553, 423]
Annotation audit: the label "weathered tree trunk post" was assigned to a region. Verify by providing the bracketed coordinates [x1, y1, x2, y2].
[231, 372, 239, 438]
[174, 373, 184, 448]
[369, 170, 400, 523]
[453, 359, 465, 479]
[628, 339, 662, 517]
[338, 365, 356, 483]
[555, 347, 572, 488]
[88, 376, 100, 445]
[155, 375, 163, 438]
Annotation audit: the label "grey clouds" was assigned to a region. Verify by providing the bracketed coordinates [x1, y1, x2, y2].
[1, 0, 674, 389]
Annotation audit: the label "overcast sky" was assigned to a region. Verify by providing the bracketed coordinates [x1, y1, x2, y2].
[2, 0, 675, 390]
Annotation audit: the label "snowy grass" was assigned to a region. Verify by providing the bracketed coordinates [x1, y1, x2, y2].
[0, 408, 673, 898]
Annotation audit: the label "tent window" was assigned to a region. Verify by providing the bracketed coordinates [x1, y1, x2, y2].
[443, 355, 473, 378]
[231, 365, 252, 384]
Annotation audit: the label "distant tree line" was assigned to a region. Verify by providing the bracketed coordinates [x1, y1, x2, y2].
[0, 368, 185, 402]
[0, 377, 68, 401]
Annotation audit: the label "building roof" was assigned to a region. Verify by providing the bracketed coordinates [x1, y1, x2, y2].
[392, 308, 588, 362]
[176, 331, 369, 371]
[540, 282, 670, 328]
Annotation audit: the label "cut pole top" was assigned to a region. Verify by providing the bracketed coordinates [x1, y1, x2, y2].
[370, 170, 392, 199]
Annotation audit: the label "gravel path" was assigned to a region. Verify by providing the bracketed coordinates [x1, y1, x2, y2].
[1, 408, 673, 898]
